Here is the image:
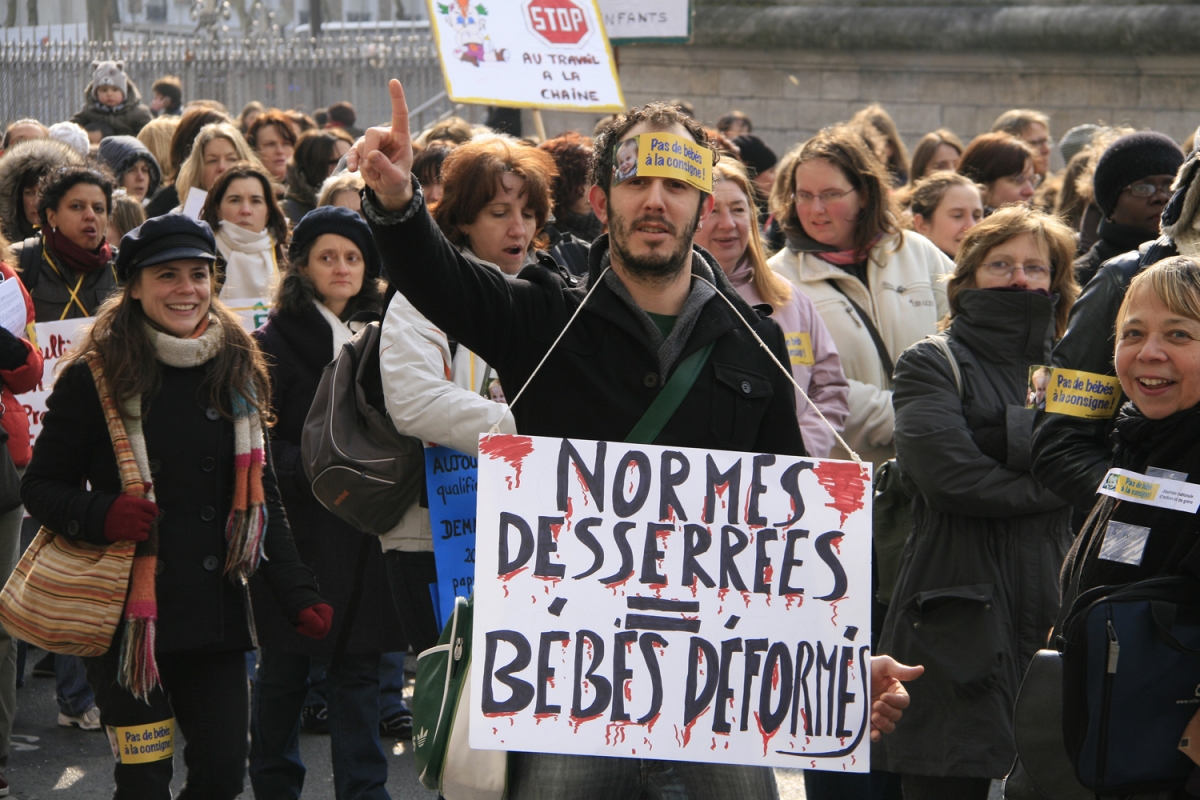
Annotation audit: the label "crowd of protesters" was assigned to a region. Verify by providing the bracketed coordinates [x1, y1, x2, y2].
[0, 53, 1188, 800]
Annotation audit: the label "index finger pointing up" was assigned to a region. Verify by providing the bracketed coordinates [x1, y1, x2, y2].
[389, 79, 409, 137]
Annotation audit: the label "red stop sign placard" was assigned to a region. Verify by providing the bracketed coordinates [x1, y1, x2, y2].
[522, 0, 592, 47]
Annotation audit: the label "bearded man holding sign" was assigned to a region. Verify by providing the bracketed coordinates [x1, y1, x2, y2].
[349, 80, 921, 799]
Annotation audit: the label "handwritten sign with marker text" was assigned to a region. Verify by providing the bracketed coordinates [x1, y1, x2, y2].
[425, 445, 480, 626]
[425, 0, 624, 112]
[469, 434, 872, 771]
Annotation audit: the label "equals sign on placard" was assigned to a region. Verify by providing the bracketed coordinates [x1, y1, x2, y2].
[624, 596, 701, 633]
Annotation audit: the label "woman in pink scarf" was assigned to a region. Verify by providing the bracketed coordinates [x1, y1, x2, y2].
[694, 159, 850, 457]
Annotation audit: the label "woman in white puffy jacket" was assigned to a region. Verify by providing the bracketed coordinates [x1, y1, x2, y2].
[378, 135, 559, 653]
[768, 126, 952, 467]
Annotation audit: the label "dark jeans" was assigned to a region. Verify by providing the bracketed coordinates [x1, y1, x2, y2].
[55, 654, 96, 716]
[507, 752, 779, 800]
[383, 550, 440, 654]
[804, 769, 904, 800]
[83, 647, 249, 800]
[249, 648, 390, 800]
[900, 774, 991, 800]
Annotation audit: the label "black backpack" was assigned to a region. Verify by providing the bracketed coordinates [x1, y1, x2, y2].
[300, 321, 425, 535]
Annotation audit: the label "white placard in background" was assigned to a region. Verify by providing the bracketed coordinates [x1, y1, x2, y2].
[426, 0, 625, 111]
[0, 278, 26, 337]
[598, 0, 690, 43]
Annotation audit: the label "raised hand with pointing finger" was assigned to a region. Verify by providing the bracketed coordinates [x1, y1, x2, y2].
[347, 78, 415, 211]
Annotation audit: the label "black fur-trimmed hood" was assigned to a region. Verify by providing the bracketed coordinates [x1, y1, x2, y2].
[0, 138, 86, 243]
[1161, 152, 1200, 256]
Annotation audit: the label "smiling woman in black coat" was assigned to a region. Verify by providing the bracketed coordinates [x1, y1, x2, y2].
[248, 206, 405, 800]
[21, 214, 328, 800]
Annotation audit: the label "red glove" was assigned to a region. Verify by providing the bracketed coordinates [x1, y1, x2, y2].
[103, 492, 158, 543]
[295, 603, 333, 639]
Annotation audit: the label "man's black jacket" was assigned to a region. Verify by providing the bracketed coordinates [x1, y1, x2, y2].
[363, 184, 806, 457]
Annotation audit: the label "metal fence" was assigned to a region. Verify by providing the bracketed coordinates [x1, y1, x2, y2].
[0, 30, 474, 131]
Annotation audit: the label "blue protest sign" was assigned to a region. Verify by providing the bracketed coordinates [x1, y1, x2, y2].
[423, 445, 479, 630]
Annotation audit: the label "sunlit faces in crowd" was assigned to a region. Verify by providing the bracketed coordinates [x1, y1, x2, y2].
[121, 160, 154, 202]
[792, 158, 863, 252]
[910, 173, 985, 258]
[297, 233, 366, 318]
[591, 122, 713, 281]
[972, 231, 1053, 293]
[218, 177, 270, 233]
[131, 259, 213, 338]
[45, 183, 108, 251]
[1116, 260, 1200, 420]
[694, 177, 752, 271]
[458, 173, 538, 275]
[201, 137, 240, 191]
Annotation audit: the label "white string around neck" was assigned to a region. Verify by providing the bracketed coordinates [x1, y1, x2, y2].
[486, 266, 864, 468]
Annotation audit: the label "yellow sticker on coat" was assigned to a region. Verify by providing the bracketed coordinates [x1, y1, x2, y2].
[786, 332, 814, 366]
[1043, 368, 1121, 419]
[107, 719, 175, 764]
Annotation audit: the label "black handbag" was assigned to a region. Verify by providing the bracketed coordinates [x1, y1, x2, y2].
[1005, 649, 1091, 800]
[1003, 499, 1114, 800]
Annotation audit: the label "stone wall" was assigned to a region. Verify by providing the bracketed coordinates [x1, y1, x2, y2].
[525, 3, 1200, 169]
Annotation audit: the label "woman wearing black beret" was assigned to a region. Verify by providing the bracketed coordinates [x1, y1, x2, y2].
[248, 206, 405, 800]
[20, 213, 331, 799]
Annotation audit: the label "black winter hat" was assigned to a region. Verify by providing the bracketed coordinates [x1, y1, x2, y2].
[116, 215, 217, 282]
[1093, 132, 1185, 218]
[732, 134, 778, 178]
[287, 205, 381, 279]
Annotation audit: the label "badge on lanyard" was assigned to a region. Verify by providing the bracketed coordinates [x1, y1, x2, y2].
[1097, 468, 1200, 514]
[1098, 521, 1151, 566]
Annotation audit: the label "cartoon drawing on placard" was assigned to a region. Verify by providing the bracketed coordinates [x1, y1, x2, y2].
[436, 0, 507, 66]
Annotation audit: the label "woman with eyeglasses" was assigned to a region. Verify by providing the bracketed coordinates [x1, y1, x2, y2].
[768, 124, 953, 466]
[957, 132, 1041, 215]
[1075, 132, 1184, 287]
[876, 206, 1080, 799]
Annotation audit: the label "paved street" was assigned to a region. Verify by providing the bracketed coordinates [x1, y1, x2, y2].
[0, 649, 809, 799]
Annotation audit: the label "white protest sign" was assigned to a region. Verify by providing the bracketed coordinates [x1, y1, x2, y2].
[20, 317, 93, 443]
[597, 0, 690, 44]
[470, 434, 873, 772]
[181, 188, 207, 221]
[426, 0, 625, 112]
[0, 278, 26, 337]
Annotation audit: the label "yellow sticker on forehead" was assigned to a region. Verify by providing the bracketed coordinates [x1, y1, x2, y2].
[611, 132, 713, 193]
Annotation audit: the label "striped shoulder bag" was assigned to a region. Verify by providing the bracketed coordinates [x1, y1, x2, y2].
[0, 354, 140, 655]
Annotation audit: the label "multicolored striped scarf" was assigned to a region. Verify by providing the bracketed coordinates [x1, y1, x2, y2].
[117, 316, 268, 700]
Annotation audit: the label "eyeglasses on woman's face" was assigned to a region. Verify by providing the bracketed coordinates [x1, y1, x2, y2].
[794, 188, 857, 207]
[980, 260, 1052, 281]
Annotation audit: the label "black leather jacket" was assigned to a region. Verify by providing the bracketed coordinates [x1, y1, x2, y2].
[1030, 235, 1177, 514]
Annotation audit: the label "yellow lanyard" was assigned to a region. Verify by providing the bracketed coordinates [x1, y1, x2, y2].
[43, 240, 87, 321]
[41, 239, 117, 320]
